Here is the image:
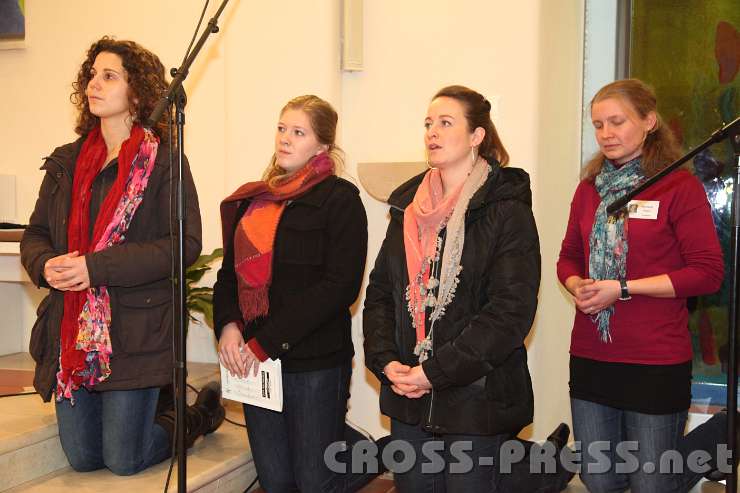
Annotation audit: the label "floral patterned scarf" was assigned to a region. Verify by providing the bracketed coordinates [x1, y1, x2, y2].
[588, 157, 644, 342]
[57, 125, 158, 402]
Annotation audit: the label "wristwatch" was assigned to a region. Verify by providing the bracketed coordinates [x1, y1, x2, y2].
[618, 279, 631, 301]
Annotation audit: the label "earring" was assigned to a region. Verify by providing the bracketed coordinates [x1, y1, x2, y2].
[471, 147, 477, 166]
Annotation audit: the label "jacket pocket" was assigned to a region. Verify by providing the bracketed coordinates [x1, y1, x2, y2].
[113, 289, 172, 354]
[29, 295, 52, 364]
[277, 215, 326, 266]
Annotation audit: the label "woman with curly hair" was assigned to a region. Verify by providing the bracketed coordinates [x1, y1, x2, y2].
[21, 36, 223, 475]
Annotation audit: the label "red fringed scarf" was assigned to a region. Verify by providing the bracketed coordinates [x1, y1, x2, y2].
[58, 125, 158, 400]
[220, 153, 333, 322]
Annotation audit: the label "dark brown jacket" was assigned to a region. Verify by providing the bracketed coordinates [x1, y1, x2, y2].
[21, 137, 202, 401]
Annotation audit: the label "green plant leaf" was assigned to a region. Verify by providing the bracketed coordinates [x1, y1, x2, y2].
[189, 248, 224, 270]
[186, 267, 209, 283]
[190, 297, 214, 327]
[188, 287, 213, 296]
[184, 248, 223, 331]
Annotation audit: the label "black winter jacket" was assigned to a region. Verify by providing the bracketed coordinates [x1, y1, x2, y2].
[213, 176, 368, 372]
[363, 163, 540, 436]
[21, 136, 202, 401]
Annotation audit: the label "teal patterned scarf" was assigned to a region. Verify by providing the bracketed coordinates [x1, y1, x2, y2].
[588, 157, 644, 342]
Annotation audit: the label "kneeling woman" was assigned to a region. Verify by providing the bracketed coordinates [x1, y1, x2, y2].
[364, 85, 571, 492]
[21, 37, 222, 476]
[215, 95, 375, 492]
[558, 79, 730, 492]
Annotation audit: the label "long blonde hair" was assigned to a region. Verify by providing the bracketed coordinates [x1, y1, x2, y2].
[263, 95, 344, 186]
[582, 79, 682, 182]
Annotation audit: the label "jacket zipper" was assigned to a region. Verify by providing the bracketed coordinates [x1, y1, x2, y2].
[427, 388, 435, 429]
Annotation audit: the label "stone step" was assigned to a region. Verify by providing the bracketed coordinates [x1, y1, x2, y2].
[0, 354, 257, 493]
[5, 413, 258, 493]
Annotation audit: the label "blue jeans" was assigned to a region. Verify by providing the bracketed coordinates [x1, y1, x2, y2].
[243, 363, 376, 493]
[55, 387, 171, 476]
[389, 418, 509, 493]
[571, 398, 726, 493]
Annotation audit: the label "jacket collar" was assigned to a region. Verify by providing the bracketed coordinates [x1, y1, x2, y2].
[289, 174, 338, 208]
[387, 160, 532, 219]
[41, 132, 173, 177]
[40, 137, 84, 177]
[388, 162, 502, 212]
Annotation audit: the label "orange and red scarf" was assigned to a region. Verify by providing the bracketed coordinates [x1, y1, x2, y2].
[220, 153, 333, 322]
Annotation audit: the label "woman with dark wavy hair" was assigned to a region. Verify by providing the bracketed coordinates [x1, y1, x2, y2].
[21, 36, 223, 475]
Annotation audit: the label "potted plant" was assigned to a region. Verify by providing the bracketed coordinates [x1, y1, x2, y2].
[185, 247, 223, 332]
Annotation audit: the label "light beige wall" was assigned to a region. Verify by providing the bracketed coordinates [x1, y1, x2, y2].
[0, 0, 585, 441]
[341, 0, 585, 439]
[0, 0, 341, 363]
[528, 0, 585, 440]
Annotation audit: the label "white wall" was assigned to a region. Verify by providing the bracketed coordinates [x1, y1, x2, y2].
[340, 0, 585, 440]
[0, 0, 585, 442]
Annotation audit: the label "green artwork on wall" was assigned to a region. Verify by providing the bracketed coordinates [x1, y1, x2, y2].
[631, 0, 739, 406]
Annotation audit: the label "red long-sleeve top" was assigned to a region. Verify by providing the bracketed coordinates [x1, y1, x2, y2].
[557, 169, 724, 365]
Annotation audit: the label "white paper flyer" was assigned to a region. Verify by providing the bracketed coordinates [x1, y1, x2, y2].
[220, 358, 283, 412]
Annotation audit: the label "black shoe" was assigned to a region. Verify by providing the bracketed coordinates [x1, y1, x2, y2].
[547, 423, 570, 449]
[192, 381, 226, 436]
[703, 409, 737, 482]
[546, 423, 575, 492]
[156, 381, 225, 449]
[156, 384, 175, 415]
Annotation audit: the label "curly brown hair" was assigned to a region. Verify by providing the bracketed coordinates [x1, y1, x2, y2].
[71, 36, 169, 139]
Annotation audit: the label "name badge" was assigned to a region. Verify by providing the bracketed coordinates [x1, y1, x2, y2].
[627, 200, 659, 220]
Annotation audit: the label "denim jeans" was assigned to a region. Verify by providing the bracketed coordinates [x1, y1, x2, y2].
[55, 386, 172, 476]
[389, 418, 510, 493]
[571, 398, 727, 493]
[243, 362, 376, 493]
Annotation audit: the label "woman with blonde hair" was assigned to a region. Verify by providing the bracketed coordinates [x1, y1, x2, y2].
[215, 95, 378, 491]
[558, 78, 731, 491]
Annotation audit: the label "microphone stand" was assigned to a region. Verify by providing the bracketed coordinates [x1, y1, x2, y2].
[146, 1, 230, 491]
[607, 116, 740, 492]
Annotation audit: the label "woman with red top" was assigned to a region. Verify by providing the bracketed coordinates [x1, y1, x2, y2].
[557, 78, 731, 492]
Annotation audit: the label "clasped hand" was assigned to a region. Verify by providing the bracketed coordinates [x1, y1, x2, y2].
[218, 323, 260, 379]
[43, 251, 90, 291]
[570, 278, 620, 315]
[384, 360, 432, 399]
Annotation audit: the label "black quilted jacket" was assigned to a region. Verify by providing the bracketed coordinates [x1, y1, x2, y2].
[363, 162, 540, 435]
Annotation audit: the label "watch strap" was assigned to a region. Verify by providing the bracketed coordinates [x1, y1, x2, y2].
[619, 279, 631, 300]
